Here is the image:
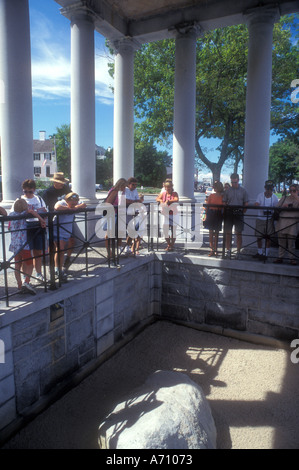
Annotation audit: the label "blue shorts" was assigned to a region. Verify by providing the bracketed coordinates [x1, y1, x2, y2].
[26, 223, 46, 251]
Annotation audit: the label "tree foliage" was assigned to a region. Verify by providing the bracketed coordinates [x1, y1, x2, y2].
[120, 15, 299, 182]
[269, 137, 299, 186]
[51, 124, 71, 179]
[134, 129, 171, 187]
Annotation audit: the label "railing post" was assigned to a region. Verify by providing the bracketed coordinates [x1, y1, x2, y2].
[48, 212, 56, 290]
[1, 218, 9, 306]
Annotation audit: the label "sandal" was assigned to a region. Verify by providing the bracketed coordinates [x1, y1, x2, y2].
[208, 251, 214, 257]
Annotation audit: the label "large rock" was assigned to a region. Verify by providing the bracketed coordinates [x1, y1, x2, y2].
[98, 370, 216, 449]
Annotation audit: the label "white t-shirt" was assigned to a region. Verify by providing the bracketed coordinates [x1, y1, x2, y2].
[21, 194, 47, 222]
[125, 187, 139, 201]
[255, 192, 279, 219]
[21, 194, 47, 212]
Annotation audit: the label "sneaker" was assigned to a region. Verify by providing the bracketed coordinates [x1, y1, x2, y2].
[63, 256, 72, 271]
[225, 250, 231, 259]
[56, 270, 68, 281]
[35, 272, 44, 282]
[22, 282, 36, 295]
[123, 245, 131, 254]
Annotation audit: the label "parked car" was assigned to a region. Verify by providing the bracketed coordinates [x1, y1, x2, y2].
[95, 184, 103, 191]
[205, 186, 214, 197]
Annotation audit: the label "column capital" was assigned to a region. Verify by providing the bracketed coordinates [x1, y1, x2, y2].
[109, 37, 141, 54]
[171, 21, 202, 40]
[61, 2, 96, 25]
[243, 5, 280, 27]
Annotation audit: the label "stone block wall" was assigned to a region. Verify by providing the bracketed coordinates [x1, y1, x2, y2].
[0, 252, 298, 441]
[0, 255, 157, 440]
[159, 254, 299, 342]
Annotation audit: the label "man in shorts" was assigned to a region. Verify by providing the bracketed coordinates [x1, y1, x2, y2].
[223, 173, 249, 259]
[253, 180, 278, 261]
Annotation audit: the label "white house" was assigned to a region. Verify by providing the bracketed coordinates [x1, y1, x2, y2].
[33, 131, 57, 180]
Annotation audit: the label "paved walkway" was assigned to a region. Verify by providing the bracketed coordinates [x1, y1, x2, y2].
[2, 321, 298, 449]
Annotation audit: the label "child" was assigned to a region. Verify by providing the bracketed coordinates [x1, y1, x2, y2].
[53, 192, 86, 279]
[9, 199, 46, 294]
[156, 181, 179, 251]
[206, 181, 224, 257]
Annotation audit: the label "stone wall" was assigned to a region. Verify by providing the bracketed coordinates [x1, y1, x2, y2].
[0, 252, 298, 441]
[158, 253, 299, 342]
[0, 255, 157, 440]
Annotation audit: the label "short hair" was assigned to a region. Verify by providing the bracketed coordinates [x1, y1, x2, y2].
[14, 198, 28, 213]
[127, 177, 138, 185]
[213, 181, 223, 192]
[22, 179, 36, 190]
[230, 173, 239, 181]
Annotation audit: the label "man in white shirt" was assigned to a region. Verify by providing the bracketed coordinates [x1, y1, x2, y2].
[253, 180, 279, 261]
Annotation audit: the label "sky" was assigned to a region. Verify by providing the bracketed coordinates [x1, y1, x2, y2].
[29, 0, 114, 149]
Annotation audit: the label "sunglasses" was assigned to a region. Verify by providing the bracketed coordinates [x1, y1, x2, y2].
[23, 189, 34, 194]
[67, 195, 79, 200]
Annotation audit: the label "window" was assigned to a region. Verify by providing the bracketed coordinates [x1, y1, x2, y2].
[34, 153, 40, 161]
[46, 166, 51, 177]
[44, 153, 51, 160]
[34, 167, 41, 176]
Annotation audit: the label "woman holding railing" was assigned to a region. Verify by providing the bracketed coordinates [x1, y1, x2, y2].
[274, 184, 299, 265]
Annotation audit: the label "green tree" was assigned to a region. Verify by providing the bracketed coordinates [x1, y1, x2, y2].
[51, 124, 71, 179]
[269, 137, 299, 188]
[96, 148, 113, 189]
[134, 131, 171, 187]
[118, 15, 298, 182]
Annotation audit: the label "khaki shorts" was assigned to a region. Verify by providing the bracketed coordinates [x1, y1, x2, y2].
[255, 218, 275, 238]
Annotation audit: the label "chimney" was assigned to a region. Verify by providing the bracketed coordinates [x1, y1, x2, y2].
[39, 130, 46, 141]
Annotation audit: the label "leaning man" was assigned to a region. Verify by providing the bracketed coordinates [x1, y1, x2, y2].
[223, 173, 249, 259]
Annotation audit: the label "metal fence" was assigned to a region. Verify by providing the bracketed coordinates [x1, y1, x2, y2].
[1, 202, 298, 306]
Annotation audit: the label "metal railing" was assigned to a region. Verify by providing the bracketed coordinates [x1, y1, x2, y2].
[1, 202, 298, 306]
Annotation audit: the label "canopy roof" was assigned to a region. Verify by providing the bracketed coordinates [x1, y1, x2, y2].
[55, 0, 299, 43]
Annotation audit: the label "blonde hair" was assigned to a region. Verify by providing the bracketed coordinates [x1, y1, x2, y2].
[114, 178, 127, 191]
[14, 198, 28, 213]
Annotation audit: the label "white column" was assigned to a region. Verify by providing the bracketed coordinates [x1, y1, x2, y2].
[0, 0, 33, 204]
[172, 25, 199, 202]
[112, 38, 139, 183]
[243, 6, 279, 201]
[70, 10, 96, 203]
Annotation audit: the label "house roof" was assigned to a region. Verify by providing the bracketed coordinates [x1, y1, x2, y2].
[55, 0, 299, 44]
[33, 139, 54, 153]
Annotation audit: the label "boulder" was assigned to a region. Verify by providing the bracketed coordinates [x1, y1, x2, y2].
[98, 370, 216, 449]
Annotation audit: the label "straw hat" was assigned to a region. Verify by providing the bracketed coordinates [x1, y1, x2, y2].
[51, 172, 69, 184]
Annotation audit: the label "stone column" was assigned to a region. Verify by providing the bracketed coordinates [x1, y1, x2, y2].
[112, 38, 140, 183]
[172, 25, 199, 202]
[70, 9, 96, 203]
[0, 0, 33, 204]
[243, 6, 279, 201]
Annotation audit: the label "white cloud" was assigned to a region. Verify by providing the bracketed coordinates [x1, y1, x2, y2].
[30, 8, 114, 104]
